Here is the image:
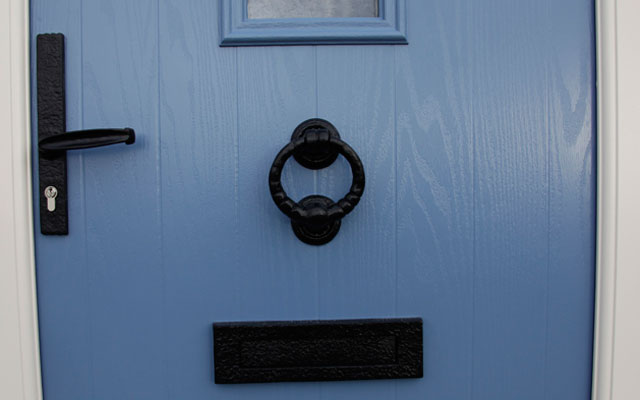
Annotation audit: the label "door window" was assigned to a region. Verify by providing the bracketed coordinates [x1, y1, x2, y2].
[220, 0, 406, 46]
[247, 0, 379, 19]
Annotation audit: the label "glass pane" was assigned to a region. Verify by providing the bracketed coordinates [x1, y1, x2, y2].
[247, 0, 379, 19]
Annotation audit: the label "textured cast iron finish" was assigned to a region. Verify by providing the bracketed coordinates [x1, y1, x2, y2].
[290, 119, 341, 169]
[37, 34, 68, 235]
[291, 195, 341, 245]
[37, 33, 136, 235]
[269, 121, 365, 245]
[213, 318, 423, 384]
[39, 128, 135, 153]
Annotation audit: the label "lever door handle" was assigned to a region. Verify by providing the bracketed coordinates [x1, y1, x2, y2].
[39, 128, 135, 153]
[37, 33, 136, 235]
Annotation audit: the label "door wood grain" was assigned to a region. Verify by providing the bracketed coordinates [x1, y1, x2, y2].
[31, 1, 595, 399]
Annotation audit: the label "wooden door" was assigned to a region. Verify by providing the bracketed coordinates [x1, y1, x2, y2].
[31, 0, 595, 399]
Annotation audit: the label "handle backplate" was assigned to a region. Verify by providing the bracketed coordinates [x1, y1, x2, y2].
[37, 33, 135, 235]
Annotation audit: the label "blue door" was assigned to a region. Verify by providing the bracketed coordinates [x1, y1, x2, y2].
[31, 0, 595, 399]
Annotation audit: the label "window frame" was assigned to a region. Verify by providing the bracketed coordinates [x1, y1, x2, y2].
[219, 0, 407, 46]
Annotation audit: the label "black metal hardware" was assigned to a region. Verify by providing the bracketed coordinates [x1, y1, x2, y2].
[269, 119, 365, 245]
[290, 118, 341, 169]
[213, 318, 423, 384]
[37, 33, 135, 235]
[39, 128, 135, 153]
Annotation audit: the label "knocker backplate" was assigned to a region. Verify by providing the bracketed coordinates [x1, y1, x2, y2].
[291, 119, 341, 170]
[291, 195, 341, 245]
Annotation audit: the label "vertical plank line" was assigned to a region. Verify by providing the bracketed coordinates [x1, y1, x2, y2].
[314, 46, 319, 117]
[78, 1, 95, 397]
[234, 46, 239, 252]
[470, 5, 476, 398]
[393, 46, 398, 316]
[156, 1, 169, 398]
[313, 46, 319, 197]
[393, 44, 398, 400]
[543, 2, 551, 398]
[314, 47, 320, 400]
[314, 45, 319, 321]
[314, 45, 321, 400]
[234, 46, 241, 302]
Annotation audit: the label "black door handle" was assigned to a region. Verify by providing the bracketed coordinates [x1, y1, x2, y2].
[37, 33, 136, 235]
[39, 128, 135, 153]
[269, 119, 365, 245]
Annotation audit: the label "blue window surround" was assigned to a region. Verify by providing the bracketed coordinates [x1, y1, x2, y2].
[219, 0, 407, 46]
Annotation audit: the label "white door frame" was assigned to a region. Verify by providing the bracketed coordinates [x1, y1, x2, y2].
[592, 1, 640, 398]
[1, 0, 637, 399]
[0, 0, 42, 399]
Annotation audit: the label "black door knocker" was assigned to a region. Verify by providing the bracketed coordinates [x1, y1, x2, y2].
[269, 119, 365, 245]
